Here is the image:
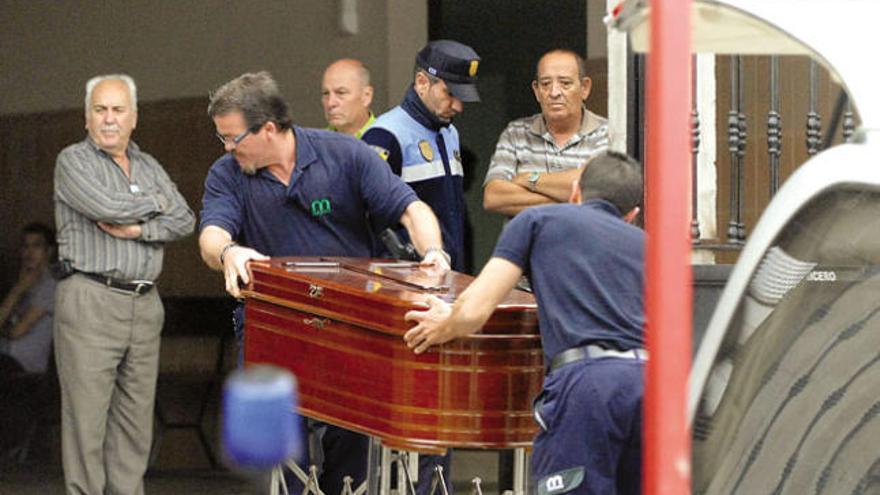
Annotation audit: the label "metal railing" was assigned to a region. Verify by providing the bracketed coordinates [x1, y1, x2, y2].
[688, 55, 859, 253]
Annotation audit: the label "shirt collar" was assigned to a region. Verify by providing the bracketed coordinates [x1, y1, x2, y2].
[84, 136, 138, 157]
[400, 86, 449, 131]
[529, 107, 603, 140]
[290, 126, 316, 172]
[326, 112, 376, 139]
[582, 198, 623, 217]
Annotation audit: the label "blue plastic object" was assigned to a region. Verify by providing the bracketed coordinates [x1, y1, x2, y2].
[222, 365, 301, 468]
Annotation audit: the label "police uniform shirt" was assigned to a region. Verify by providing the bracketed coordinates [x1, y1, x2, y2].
[362, 87, 466, 271]
[200, 127, 418, 257]
[492, 199, 645, 361]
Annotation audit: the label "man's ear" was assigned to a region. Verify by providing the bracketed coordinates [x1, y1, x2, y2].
[623, 207, 640, 224]
[580, 76, 593, 102]
[414, 71, 430, 96]
[531, 80, 542, 103]
[363, 85, 374, 107]
[569, 180, 582, 204]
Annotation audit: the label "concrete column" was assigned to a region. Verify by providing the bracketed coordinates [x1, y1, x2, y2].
[384, 0, 427, 107]
[605, 0, 629, 153]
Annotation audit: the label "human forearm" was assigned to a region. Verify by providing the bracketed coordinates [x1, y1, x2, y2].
[54, 154, 164, 223]
[451, 257, 524, 332]
[0, 286, 25, 328]
[399, 201, 443, 256]
[140, 198, 196, 242]
[512, 167, 582, 203]
[5, 306, 47, 339]
[404, 257, 523, 353]
[199, 226, 235, 271]
[483, 180, 556, 216]
[200, 225, 269, 298]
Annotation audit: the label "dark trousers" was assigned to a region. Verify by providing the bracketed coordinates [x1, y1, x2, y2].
[0, 355, 32, 452]
[531, 357, 644, 495]
[416, 451, 453, 495]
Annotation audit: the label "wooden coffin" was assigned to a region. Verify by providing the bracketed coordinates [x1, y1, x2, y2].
[242, 257, 543, 453]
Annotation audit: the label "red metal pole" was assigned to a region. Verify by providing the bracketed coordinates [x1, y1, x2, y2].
[644, 0, 693, 494]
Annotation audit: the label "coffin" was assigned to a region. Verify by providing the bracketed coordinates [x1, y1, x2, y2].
[242, 257, 543, 453]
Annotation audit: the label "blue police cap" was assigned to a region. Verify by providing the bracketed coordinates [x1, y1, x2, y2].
[416, 40, 481, 103]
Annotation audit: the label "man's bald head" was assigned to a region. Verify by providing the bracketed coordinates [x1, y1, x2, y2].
[321, 58, 374, 136]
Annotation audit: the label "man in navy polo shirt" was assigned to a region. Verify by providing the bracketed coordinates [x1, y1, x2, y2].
[199, 71, 450, 495]
[363, 40, 481, 273]
[404, 151, 646, 495]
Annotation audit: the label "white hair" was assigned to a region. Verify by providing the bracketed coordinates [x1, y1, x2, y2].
[84, 74, 138, 114]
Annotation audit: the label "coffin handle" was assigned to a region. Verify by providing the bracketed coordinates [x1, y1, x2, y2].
[303, 317, 330, 330]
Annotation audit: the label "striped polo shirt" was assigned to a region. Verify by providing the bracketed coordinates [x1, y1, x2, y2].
[484, 109, 608, 185]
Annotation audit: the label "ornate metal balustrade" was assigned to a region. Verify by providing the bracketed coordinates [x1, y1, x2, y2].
[687, 55, 859, 261]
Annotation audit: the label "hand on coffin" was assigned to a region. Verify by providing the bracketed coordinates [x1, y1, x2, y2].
[420, 247, 451, 274]
[404, 295, 455, 354]
[223, 245, 270, 298]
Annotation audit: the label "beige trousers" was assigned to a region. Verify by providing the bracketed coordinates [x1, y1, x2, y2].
[54, 274, 164, 495]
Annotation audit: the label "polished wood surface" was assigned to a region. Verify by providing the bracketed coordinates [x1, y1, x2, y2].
[242, 257, 543, 453]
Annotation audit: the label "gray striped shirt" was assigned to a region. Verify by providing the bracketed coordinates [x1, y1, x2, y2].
[483, 109, 609, 185]
[54, 138, 195, 281]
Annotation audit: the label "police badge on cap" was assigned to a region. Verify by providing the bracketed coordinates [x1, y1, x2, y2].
[415, 40, 481, 103]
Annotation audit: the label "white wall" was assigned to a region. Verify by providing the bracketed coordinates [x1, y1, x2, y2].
[0, 0, 426, 123]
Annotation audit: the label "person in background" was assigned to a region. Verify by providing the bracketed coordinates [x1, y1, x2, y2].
[0, 222, 57, 459]
[322, 58, 376, 138]
[483, 49, 608, 218]
[53, 73, 195, 495]
[363, 39, 482, 275]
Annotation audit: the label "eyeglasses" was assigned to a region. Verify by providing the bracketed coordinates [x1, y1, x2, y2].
[215, 129, 251, 147]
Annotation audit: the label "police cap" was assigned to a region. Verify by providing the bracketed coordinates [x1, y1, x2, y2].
[415, 40, 481, 103]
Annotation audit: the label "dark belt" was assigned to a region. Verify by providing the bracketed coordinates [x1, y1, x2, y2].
[549, 344, 648, 373]
[76, 271, 154, 295]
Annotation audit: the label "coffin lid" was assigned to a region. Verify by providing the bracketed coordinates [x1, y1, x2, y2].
[243, 257, 538, 337]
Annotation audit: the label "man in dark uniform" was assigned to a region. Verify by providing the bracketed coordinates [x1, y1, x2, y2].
[404, 151, 646, 495]
[199, 71, 449, 495]
[362, 39, 481, 273]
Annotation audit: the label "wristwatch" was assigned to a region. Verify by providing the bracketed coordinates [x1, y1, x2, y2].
[527, 172, 541, 192]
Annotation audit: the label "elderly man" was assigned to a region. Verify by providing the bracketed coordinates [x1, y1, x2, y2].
[199, 71, 449, 495]
[483, 49, 608, 217]
[53, 74, 195, 495]
[407, 152, 646, 495]
[363, 40, 481, 274]
[322, 58, 376, 138]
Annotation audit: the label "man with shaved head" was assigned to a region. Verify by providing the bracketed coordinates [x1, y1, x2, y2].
[321, 58, 375, 138]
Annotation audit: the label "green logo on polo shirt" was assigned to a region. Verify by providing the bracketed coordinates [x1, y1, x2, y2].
[311, 198, 332, 216]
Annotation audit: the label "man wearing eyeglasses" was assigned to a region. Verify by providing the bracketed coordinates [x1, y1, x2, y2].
[53, 74, 195, 495]
[198, 71, 449, 495]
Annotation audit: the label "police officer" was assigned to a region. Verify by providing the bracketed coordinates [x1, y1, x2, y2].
[363, 40, 481, 274]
